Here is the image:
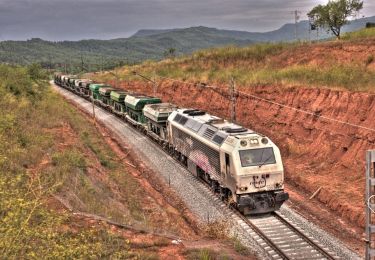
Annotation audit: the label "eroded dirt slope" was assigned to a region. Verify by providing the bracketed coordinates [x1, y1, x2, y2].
[109, 80, 374, 231]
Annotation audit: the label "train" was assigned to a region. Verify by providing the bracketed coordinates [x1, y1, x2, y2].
[54, 74, 289, 214]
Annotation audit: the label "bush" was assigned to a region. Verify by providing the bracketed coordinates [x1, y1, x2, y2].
[341, 27, 375, 40]
[0, 64, 132, 258]
[366, 55, 374, 66]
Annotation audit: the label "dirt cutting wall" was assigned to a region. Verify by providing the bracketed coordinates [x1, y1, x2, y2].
[110, 79, 375, 228]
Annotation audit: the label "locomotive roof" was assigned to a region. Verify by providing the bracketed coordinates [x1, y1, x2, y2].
[170, 108, 256, 146]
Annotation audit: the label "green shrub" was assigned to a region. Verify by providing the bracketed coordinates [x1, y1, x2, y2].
[342, 27, 375, 40]
[366, 55, 374, 66]
[0, 64, 133, 258]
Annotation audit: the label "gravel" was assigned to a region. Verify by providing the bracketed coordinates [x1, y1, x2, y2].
[54, 84, 361, 260]
[279, 206, 361, 260]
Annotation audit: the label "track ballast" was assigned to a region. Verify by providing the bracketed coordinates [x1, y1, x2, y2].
[53, 81, 351, 260]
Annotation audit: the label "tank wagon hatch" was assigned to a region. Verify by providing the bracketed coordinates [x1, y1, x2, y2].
[98, 87, 115, 106]
[143, 103, 178, 141]
[124, 94, 161, 125]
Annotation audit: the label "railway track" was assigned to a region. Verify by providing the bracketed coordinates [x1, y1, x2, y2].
[239, 212, 337, 259]
[166, 152, 337, 259]
[54, 83, 352, 260]
[180, 168, 338, 259]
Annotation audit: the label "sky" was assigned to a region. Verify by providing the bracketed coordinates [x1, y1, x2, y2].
[0, 0, 374, 41]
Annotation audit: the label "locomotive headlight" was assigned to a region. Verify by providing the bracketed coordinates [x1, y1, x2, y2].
[240, 140, 247, 146]
[249, 139, 259, 145]
[261, 137, 268, 144]
[239, 186, 248, 191]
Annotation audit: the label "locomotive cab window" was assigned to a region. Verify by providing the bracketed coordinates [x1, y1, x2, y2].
[239, 148, 276, 167]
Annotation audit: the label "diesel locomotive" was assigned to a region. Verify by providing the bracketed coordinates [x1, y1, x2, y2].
[54, 73, 289, 214]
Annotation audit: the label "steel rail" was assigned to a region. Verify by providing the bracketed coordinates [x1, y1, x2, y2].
[272, 211, 336, 259]
[53, 81, 337, 260]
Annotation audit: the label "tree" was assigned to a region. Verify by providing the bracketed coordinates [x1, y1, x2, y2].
[308, 0, 363, 39]
[164, 47, 176, 58]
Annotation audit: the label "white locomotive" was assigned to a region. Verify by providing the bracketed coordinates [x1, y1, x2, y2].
[167, 108, 288, 214]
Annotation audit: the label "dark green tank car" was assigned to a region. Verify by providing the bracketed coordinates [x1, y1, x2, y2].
[89, 84, 106, 100]
[110, 90, 130, 115]
[124, 94, 161, 126]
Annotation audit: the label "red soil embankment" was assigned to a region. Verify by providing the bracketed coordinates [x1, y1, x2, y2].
[110, 80, 375, 229]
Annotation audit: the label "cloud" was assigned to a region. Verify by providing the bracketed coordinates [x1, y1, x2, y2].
[0, 0, 373, 40]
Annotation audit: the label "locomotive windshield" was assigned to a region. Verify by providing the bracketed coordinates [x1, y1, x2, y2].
[239, 147, 276, 167]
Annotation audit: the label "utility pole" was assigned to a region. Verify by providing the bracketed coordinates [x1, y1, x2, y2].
[229, 77, 236, 123]
[132, 71, 158, 97]
[69, 56, 72, 74]
[365, 150, 375, 260]
[292, 10, 301, 41]
[48, 54, 52, 73]
[153, 73, 157, 96]
[109, 70, 119, 88]
[92, 97, 96, 126]
[101, 56, 104, 73]
[80, 54, 85, 72]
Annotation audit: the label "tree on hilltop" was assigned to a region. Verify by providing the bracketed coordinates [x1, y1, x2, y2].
[308, 0, 363, 39]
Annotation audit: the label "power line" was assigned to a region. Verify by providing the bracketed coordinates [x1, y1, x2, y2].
[150, 74, 375, 133]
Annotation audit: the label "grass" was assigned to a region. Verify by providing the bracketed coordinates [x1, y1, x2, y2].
[184, 248, 229, 260]
[191, 42, 297, 63]
[0, 64, 173, 259]
[0, 64, 134, 258]
[32, 86, 147, 226]
[230, 237, 250, 256]
[341, 27, 375, 41]
[94, 31, 375, 92]
[250, 65, 375, 91]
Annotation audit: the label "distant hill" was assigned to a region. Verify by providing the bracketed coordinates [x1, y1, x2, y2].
[132, 29, 176, 37]
[132, 16, 375, 42]
[0, 15, 374, 72]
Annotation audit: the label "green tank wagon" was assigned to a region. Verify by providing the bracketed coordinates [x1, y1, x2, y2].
[98, 87, 115, 106]
[124, 94, 161, 126]
[89, 84, 106, 100]
[110, 90, 130, 115]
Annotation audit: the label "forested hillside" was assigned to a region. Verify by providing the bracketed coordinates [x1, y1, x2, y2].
[1, 16, 373, 72]
[0, 27, 255, 72]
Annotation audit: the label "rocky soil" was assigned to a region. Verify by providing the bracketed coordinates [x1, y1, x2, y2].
[108, 79, 372, 234]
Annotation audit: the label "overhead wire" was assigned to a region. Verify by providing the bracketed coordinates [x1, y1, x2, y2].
[153, 74, 375, 133]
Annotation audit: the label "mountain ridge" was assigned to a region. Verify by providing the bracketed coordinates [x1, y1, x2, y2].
[0, 15, 374, 71]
